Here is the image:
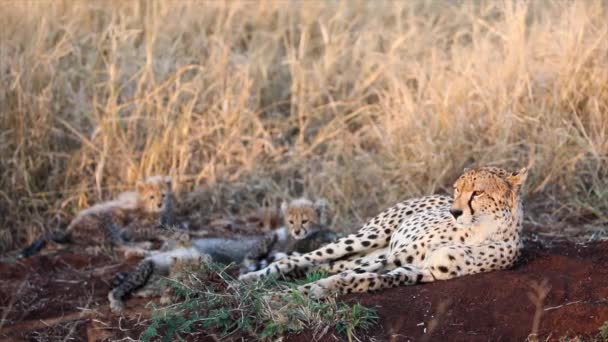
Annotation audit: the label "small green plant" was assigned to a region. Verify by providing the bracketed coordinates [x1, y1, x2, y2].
[335, 303, 378, 342]
[599, 320, 608, 341]
[557, 321, 608, 342]
[140, 262, 377, 341]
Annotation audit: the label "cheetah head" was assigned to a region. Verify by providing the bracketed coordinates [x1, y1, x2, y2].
[450, 166, 528, 227]
[281, 198, 323, 239]
[136, 176, 173, 213]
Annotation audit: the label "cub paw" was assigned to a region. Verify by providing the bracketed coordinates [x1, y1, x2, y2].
[159, 292, 174, 305]
[108, 291, 125, 313]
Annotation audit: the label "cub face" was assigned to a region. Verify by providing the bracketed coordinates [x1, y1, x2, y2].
[137, 176, 173, 213]
[281, 198, 323, 240]
[450, 167, 528, 227]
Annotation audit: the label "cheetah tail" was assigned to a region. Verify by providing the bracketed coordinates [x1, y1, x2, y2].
[17, 231, 70, 258]
[109, 260, 155, 302]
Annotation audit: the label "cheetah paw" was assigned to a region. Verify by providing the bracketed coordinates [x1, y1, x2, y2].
[238, 271, 262, 283]
[108, 292, 125, 313]
[159, 294, 173, 305]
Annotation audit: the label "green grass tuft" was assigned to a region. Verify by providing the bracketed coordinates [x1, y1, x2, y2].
[141, 262, 377, 341]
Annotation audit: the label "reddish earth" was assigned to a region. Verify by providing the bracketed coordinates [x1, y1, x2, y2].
[1, 239, 607, 341]
[339, 240, 608, 342]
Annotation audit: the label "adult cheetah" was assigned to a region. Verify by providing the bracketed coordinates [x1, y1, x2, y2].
[239, 166, 528, 298]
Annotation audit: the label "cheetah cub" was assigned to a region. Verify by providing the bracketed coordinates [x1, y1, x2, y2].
[239, 197, 335, 274]
[19, 176, 173, 258]
[282, 198, 330, 239]
[108, 197, 338, 312]
[108, 232, 209, 312]
[240, 166, 528, 299]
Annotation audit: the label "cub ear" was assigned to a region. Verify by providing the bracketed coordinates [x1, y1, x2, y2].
[506, 167, 528, 189]
[163, 176, 173, 190]
[280, 200, 289, 216]
[313, 198, 331, 226]
[313, 198, 327, 214]
[136, 181, 147, 193]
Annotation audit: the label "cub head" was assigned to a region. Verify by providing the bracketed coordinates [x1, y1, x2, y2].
[450, 166, 528, 227]
[281, 198, 327, 239]
[136, 176, 172, 213]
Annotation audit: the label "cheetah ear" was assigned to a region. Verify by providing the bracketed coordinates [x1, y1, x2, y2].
[463, 167, 471, 173]
[136, 181, 147, 193]
[313, 198, 328, 219]
[164, 176, 172, 190]
[280, 200, 289, 216]
[506, 167, 528, 190]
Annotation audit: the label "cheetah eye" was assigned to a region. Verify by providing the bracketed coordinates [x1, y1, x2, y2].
[149, 195, 155, 200]
[472, 191, 484, 197]
[161, 193, 166, 198]
[289, 220, 294, 225]
[302, 220, 308, 225]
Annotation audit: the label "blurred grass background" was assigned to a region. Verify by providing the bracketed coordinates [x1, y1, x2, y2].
[1, 0, 607, 252]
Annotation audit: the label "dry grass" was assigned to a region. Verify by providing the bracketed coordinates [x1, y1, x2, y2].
[1, 0, 607, 252]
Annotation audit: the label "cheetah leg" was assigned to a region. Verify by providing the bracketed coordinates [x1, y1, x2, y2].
[299, 265, 432, 298]
[108, 260, 155, 312]
[312, 248, 389, 274]
[239, 233, 278, 275]
[422, 241, 519, 281]
[238, 226, 391, 282]
[299, 241, 519, 298]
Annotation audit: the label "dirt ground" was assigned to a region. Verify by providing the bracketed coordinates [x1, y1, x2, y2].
[1, 237, 607, 342]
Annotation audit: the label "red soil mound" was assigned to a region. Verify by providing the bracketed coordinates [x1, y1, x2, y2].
[335, 240, 608, 341]
[1, 240, 607, 341]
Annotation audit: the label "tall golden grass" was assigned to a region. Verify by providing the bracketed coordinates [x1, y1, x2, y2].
[1, 0, 607, 252]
